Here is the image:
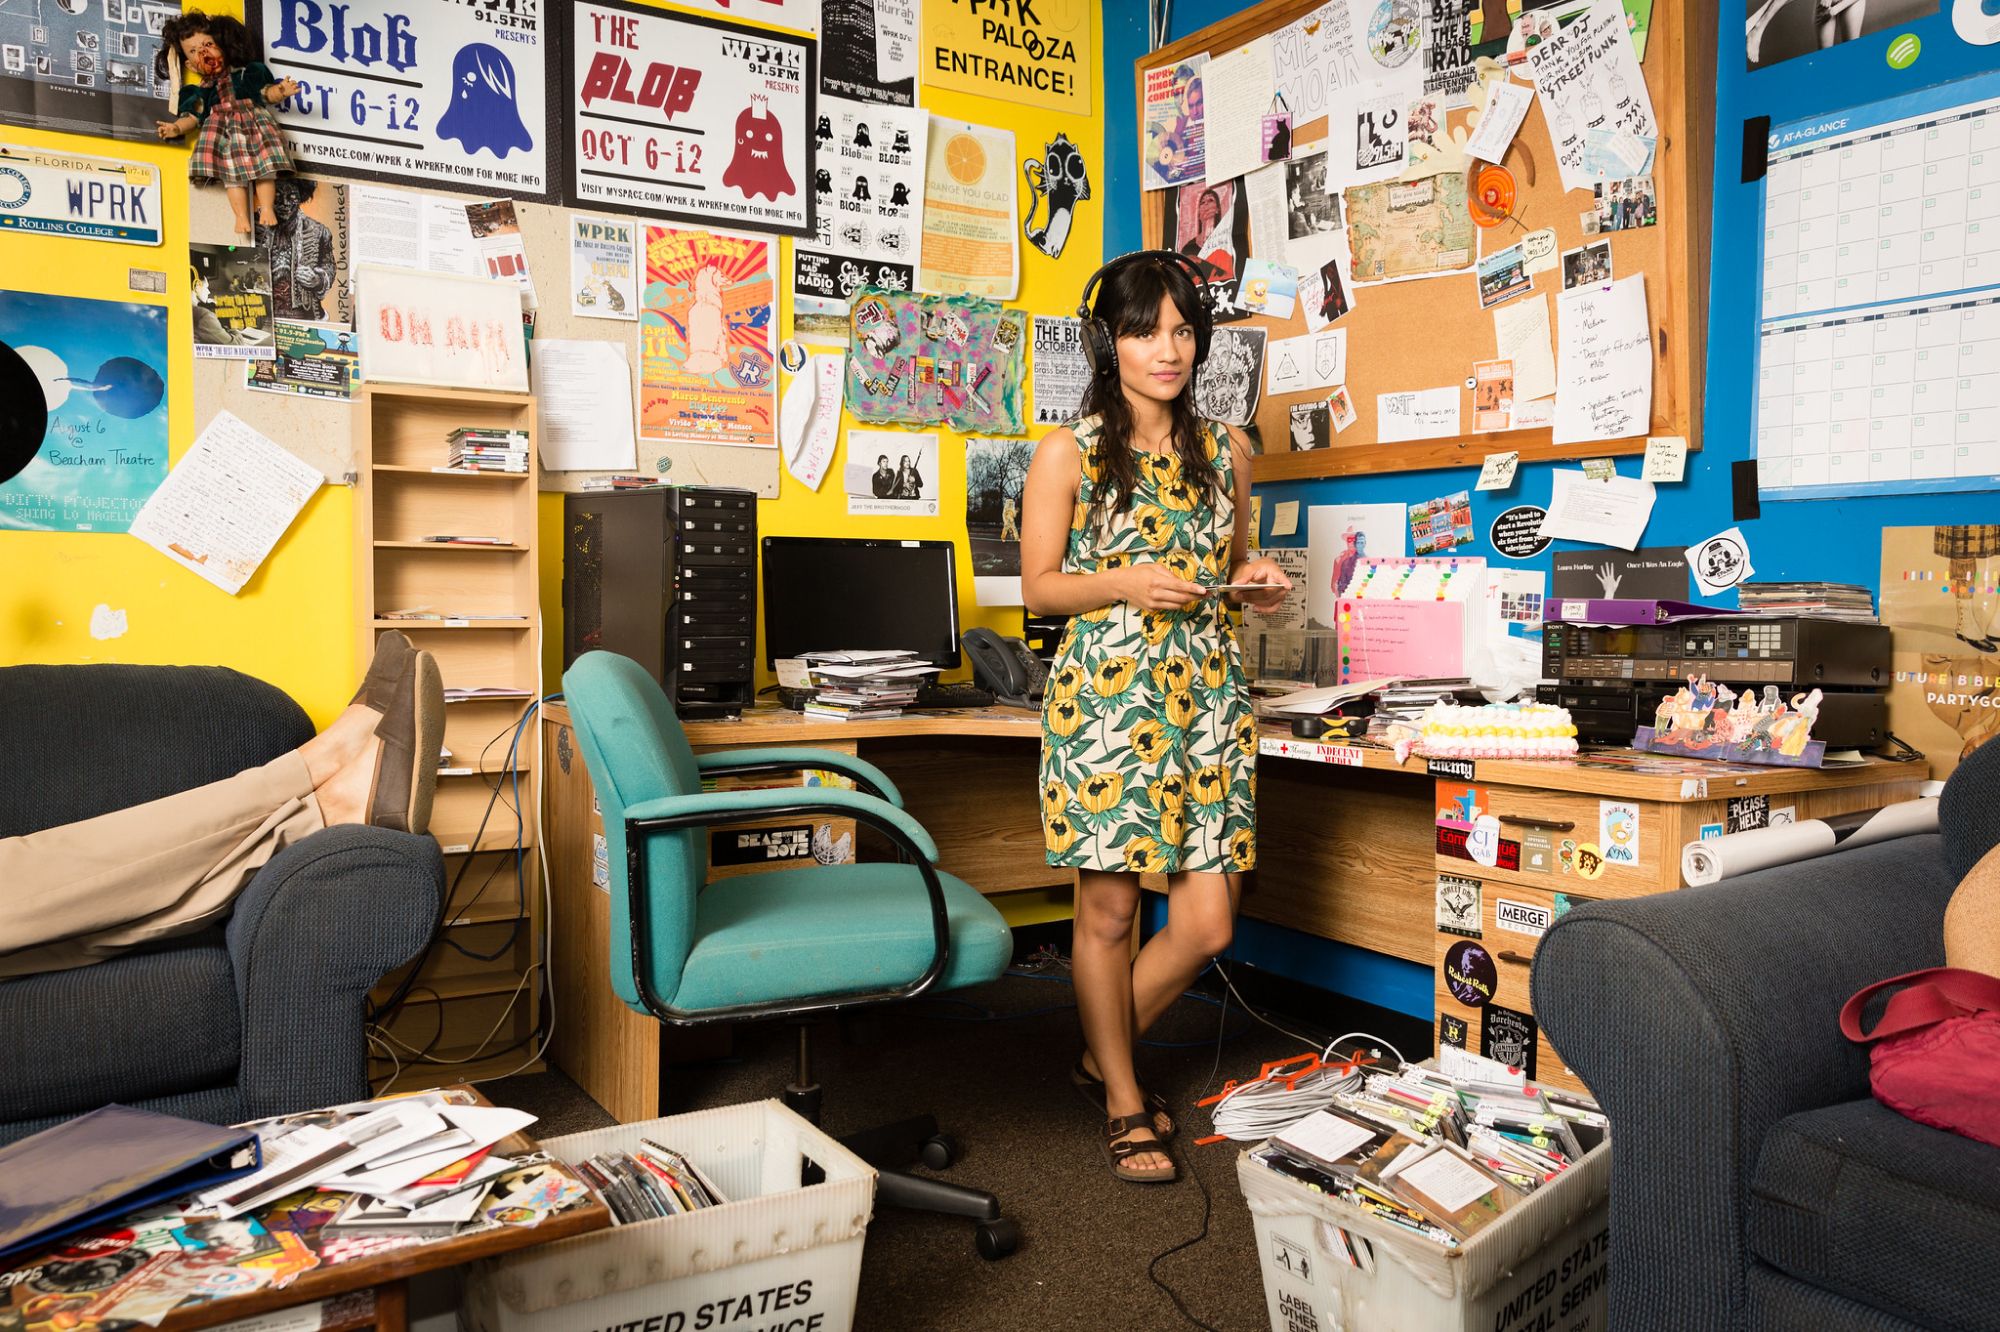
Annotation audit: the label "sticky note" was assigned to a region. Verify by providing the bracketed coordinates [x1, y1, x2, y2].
[1642, 435, 1687, 483]
[1272, 500, 1301, 537]
[1475, 451, 1519, 492]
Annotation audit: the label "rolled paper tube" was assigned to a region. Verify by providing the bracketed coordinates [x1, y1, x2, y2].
[1680, 798, 1940, 887]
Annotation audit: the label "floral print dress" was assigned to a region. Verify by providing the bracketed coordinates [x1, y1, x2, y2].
[1040, 415, 1257, 875]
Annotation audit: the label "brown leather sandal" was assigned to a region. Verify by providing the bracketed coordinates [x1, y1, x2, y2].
[1103, 1113, 1178, 1184]
[1072, 1060, 1176, 1140]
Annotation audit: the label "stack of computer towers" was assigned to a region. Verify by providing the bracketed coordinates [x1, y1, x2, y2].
[562, 487, 757, 718]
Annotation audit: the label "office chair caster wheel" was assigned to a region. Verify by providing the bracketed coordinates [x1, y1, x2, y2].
[975, 1216, 1019, 1260]
[920, 1133, 958, 1170]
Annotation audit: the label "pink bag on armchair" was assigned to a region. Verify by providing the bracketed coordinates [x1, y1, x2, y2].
[1840, 967, 2000, 1149]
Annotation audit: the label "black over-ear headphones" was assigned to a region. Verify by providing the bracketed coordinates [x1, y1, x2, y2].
[1075, 249, 1217, 381]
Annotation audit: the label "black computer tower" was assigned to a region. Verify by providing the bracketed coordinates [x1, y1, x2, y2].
[562, 487, 757, 718]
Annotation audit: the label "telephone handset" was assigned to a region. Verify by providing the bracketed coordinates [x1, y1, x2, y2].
[963, 628, 1048, 710]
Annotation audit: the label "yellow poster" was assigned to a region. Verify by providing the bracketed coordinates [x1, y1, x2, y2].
[921, 0, 1092, 116]
[919, 120, 1020, 300]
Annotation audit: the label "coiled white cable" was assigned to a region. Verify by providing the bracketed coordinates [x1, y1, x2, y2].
[1206, 1032, 1408, 1142]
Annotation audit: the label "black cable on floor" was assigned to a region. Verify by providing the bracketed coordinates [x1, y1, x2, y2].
[1147, 977, 1234, 1332]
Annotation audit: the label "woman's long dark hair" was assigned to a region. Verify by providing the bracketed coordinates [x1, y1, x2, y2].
[1079, 256, 1223, 523]
[154, 11, 261, 81]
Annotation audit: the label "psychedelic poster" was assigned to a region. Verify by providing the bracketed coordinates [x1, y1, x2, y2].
[845, 288, 1026, 436]
[249, 0, 550, 196]
[639, 227, 777, 449]
[0, 291, 168, 533]
[563, 1, 816, 236]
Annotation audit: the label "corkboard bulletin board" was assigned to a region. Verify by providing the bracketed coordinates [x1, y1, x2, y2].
[1136, 0, 1713, 482]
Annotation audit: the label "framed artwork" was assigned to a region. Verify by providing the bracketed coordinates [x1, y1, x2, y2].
[355, 265, 528, 393]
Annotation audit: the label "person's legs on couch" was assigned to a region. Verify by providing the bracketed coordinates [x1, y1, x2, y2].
[0, 635, 444, 978]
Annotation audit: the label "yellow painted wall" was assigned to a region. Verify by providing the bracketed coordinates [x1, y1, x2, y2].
[3, 2, 1102, 720]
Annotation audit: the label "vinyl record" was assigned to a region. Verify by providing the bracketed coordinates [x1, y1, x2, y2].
[0, 339, 46, 486]
[1469, 164, 1517, 228]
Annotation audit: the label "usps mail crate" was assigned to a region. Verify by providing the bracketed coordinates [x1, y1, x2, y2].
[462, 1100, 875, 1332]
[1239, 1138, 1610, 1332]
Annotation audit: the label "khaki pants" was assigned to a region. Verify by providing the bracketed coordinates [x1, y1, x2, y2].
[0, 754, 325, 979]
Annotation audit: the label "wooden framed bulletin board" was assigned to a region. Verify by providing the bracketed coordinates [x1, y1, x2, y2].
[1136, 0, 1715, 481]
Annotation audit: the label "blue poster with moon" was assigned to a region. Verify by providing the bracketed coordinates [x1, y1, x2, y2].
[0, 292, 168, 534]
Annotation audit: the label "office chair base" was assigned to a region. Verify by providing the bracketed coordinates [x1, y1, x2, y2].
[877, 1169, 1017, 1260]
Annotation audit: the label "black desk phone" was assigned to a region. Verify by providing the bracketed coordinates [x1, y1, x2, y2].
[963, 628, 1048, 710]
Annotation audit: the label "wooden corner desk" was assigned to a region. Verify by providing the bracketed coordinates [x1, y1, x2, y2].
[539, 703, 1927, 1115]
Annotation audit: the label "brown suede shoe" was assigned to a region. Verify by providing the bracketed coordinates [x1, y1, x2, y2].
[350, 630, 415, 710]
[367, 650, 445, 835]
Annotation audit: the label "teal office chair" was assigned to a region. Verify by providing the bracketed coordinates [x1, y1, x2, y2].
[561, 651, 1021, 1257]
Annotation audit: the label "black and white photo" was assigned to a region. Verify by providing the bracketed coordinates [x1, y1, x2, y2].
[1745, 0, 1937, 70]
[1285, 150, 1342, 239]
[1288, 402, 1331, 451]
[845, 429, 939, 516]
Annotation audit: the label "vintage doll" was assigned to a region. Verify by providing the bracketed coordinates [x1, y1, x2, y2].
[154, 11, 300, 237]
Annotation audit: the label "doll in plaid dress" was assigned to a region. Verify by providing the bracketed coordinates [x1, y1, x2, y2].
[154, 12, 300, 237]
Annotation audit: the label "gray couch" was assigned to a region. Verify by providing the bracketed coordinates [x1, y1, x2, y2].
[0, 664, 444, 1146]
[1535, 738, 2000, 1331]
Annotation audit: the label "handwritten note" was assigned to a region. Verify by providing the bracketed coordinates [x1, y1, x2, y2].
[129, 411, 324, 596]
[1272, 499, 1301, 537]
[1493, 294, 1557, 404]
[1271, 3, 1349, 121]
[785, 353, 846, 492]
[1555, 275, 1652, 444]
[1476, 451, 1519, 491]
[1526, 0, 1658, 194]
[1378, 387, 1461, 443]
[1465, 80, 1533, 164]
[1642, 435, 1687, 482]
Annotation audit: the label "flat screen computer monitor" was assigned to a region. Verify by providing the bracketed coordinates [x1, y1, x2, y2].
[761, 536, 961, 668]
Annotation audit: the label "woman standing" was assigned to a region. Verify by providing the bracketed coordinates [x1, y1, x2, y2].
[1020, 254, 1291, 1183]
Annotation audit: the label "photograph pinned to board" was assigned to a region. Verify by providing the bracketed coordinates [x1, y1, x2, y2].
[1410, 490, 1476, 555]
[1307, 502, 1409, 630]
[846, 429, 938, 516]
[355, 265, 529, 393]
[1476, 240, 1533, 309]
[464, 200, 538, 309]
[1562, 240, 1614, 289]
[1194, 325, 1266, 427]
[1238, 258, 1298, 320]
[1142, 54, 1209, 191]
[1328, 384, 1358, 433]
[1288, 401, 1332, 451]
[795, 96, 926, 328]
[560, 1, 814, 234]
[1345, 174, 1475, 285]
[0, 289, 168, 533]
[966, 436, 1035, 605]
[1031, 315, 1090, 426]
[1746, 0, 1935, 70]
[128, 410, 323, 597]
[820, 0, 918, 106]
[1297, 245, 1357, 332]
[254, 177, 348, 324]
[921, 118, 1020, 299]
[1404, 94, 1452, 178]
[639, 226, 777, 449]
[190, 242, 274, 360]
[245, 320, 358, 401]
[1170, 178, 1250, 312]
[1285, 148, 1342, 239]
[1589, 176, 1656, 233]
[569, 215, 638, 321]
[1024, 132, 1092, 260]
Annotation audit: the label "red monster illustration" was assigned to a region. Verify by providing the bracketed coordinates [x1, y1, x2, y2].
[723, 94, 794, 201]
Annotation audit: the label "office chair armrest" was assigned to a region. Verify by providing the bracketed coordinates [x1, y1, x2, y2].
[621, 788, 953, 1022]
[694, 747, 905, 807]
[625, 786, 940, 863]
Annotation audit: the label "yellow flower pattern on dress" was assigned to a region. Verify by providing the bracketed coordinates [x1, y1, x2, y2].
[1038, 416, 1256, 874]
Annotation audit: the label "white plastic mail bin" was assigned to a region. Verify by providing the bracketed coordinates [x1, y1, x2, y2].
[1239, 1138, 1610, 1332]
[462, 1099, 876, 1332]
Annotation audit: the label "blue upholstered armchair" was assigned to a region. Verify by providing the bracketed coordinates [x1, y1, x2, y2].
[0, 664, 445, 1146]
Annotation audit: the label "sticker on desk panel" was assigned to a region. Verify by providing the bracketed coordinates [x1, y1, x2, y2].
[1771, 805, 1796, 827]
[1520, 827, 1554, 873]
[1552, 892, 1593, 920]
[1440, 1014, 1469, 1049]
[1443, 940, 1498, 1008]
[1437, 874, 1483, 938]
[1699, 822, 1724, 841]
[1574, 842, 1607, 881]
[1467, 814, 1503, 868]
[1558, 838, 1577, 874]
[557, 726, 573, 775]
[1428, 757, 1476, 781]
[1494, 897, 1553, 939]
[1480, 1004, 1538, 1078]
[591, 833, 609, 891]
[1599, 800, 1640, 866]
[711, 824, 814, 866]
[1726, 795, 1768, 833]
[813, 823, 855, 864]
[1436, 783, 1485, 830]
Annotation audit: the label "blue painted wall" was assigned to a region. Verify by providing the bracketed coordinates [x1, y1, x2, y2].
[1103, 2, 1997, 1017]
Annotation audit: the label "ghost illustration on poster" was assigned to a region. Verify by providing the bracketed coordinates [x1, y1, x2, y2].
[436, 45, 534, 159]
[725, 95, 795, 202]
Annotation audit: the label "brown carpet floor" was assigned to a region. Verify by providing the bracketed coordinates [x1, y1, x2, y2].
[487, 969, 1428, 1332]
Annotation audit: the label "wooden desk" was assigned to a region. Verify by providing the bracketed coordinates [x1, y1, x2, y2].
[539, 704, 1928, 1116]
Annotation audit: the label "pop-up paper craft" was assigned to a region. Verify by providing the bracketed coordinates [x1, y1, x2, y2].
[1634, 674, 1826, 768]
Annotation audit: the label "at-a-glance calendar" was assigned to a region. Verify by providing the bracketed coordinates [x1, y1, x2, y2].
[1755, 69, 2000, 500]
